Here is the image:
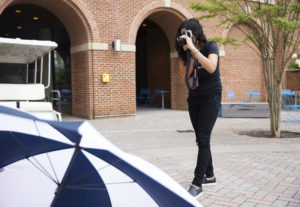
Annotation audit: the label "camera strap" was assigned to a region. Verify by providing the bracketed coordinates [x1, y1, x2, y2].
[185, 50, 191, 89]
[185, 50, 198, 90]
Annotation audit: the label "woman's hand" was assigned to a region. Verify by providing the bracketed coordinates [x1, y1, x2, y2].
[179, 34, 197, 52]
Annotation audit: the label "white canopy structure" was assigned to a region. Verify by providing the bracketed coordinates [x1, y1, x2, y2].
[0, 37, 61, 121]
[0, 37, 57, 64]
[0, 37, 58, 88]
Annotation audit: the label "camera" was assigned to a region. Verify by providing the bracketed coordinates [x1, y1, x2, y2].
[177, 30, 193, 46]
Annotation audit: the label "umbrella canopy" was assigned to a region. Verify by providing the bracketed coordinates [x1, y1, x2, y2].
[0, 106, 202, 207]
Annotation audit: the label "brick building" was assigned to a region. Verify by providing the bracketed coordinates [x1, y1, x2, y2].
[0, 0, 298, 119]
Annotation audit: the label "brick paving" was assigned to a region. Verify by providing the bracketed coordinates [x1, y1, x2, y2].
[64, 109, 300, 207]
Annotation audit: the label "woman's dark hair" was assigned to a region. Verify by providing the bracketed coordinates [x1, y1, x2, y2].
[175, 18, 206, 65]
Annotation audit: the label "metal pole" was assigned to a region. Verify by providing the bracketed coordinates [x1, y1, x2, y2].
[45, 52, 51, 89]
[34, 60, 37, 83]
[26, 64, 29, 83]
[161, 91, 165, 109]
[40, 56, 44, 84]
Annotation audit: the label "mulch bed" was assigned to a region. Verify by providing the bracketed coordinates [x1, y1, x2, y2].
[238, 130, 300, 138]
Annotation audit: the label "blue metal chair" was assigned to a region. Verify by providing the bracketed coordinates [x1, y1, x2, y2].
[136, 88, 153, 105]
[281, 90, 300, 111]
[281, 100, 300, 111]
[246, 90, 259, 103]
[282, 89, 291, 103]
[149, 88, 163, 106]
[60, 89, 72, 106]
[226, 90, 237, 102]
[282, 89, 291, 94]
[218, 104, 222, 117]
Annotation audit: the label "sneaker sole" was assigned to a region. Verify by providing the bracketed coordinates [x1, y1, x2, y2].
[202, 182, 216, 186]
[195, 191, 203, 199]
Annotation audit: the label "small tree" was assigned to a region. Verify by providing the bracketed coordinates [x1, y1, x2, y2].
[191, 0, 300, 137]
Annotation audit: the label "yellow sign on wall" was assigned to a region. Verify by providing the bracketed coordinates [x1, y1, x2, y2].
[102, 73, 109, 83]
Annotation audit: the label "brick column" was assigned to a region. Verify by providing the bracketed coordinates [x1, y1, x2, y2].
[170, 56, 188, 110]
[71, 50, 93, 119]
[92, 50, 136, 117]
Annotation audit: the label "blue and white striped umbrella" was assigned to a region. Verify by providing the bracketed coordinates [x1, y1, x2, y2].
[0, 106, 202, 207]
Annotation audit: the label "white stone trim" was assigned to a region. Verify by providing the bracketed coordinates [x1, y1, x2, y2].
[219, 50, 226, 57]
[121, 44, 136, 52]
[70, 42, 136, 53]
[170, 52, 178, 58]
[250, 0, 275, 4]
[245, 6, 252, 14]
[165, 0, 171, 7]
[70, 42, 109, 54]
[94, 113, 136, 118]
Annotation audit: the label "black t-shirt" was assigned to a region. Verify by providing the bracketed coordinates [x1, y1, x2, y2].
[189, 41, 222, 97]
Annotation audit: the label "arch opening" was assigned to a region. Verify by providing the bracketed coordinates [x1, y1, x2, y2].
[136, 18, 171, 108]
[135, 10, 186, 110]
[0, 4, 72, 114]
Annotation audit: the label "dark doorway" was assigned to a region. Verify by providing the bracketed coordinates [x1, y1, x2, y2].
[136, 18, 171, 109]
[0, 4, 72, 114]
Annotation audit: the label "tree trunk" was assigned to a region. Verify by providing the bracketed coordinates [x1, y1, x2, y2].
[269, 83, 281, 138]
[263, 57, 282, 138]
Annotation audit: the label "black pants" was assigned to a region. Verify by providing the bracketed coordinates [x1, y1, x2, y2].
[187, 93, 221, 186]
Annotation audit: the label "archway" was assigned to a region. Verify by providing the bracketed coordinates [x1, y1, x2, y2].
[0, 4, 72, 113]
[0, 0, 99, 119]
[134, 8, 190, 110]
[136, 18, 171, 108]
[0, 0, 98, 44]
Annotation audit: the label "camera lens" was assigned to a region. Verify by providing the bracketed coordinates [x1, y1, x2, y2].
[178, 38, 186, 46]
[177, 30, 192, 46]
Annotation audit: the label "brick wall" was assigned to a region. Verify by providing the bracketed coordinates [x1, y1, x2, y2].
[222, 25, 266, 102]
[92, 50, 136, 117]
[0, 0, 275, 118]
[286, 70, 300, 91]
[71, 51, 93, 119]
[170, 57, 189, 110]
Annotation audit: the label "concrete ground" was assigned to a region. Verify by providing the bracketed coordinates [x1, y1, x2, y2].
[64, 108, 300, 207]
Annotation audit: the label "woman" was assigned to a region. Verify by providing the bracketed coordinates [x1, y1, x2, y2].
[175, 18, 222, 197]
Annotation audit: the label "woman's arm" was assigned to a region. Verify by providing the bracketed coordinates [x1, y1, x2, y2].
[179, 34, 218, 74]
[192, 50, 218, 74]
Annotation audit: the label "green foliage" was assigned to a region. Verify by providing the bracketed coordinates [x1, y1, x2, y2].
[273, 17, 299, 30]
[191, 0, 300, 51]
[208, 37, 239, 46]
[287, 63, 299, 69]
[55, 69, 65, 83]
[191, 0, 300, 31]
[289, 2, 300, 13]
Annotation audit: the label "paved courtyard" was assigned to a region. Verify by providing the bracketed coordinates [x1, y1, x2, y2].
[64, 108, 300, 207]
